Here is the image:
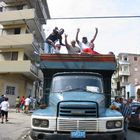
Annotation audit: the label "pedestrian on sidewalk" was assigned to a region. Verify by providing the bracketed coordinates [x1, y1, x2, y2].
[24, 96, 31, 114]
[20, 96, 25, 111]
[0, 97, 10, 123]
[0, 95, 5, 117]
[15, 96, 20, 113]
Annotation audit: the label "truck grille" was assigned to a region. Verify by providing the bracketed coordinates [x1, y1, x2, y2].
[58, 101, 98, 117]
[57, 118, 98, 131]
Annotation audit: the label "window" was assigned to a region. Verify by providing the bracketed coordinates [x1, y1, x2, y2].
[123, 65, 129, 72]
[0, 7, 3, 12]
[124, 76, 128, 83]
[0, 52, 18, 60]
[17, 5, 23, 10]
[6, 86, 15, 95]
[14, 28, 21, 34]
[123, 56, 128, 61]
[134, 57, 137, 61]
[11, 52, 18, 60]
[2, 28, 21, 35]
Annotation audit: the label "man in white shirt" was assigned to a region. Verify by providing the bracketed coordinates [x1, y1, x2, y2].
[0, 97, 10, 123]
[24, 96, 31, 114]
[76, 28, 98, 52]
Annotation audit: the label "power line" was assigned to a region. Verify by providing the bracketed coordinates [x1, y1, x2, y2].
[48, 15, 140, 20]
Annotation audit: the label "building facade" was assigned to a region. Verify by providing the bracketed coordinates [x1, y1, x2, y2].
[112, 53, 140, 100]
[0, 0, 50, 106]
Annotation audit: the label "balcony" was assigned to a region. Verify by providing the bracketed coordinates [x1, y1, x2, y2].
[119, 71, 130, 76]
[0, 34, 43, 56]
[2, 0, 25, 4]
[0, 60, 43, 80]
[0, 9, 46, 42]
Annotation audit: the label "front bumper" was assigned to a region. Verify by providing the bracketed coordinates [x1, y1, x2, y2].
[30, 129, 125, 140]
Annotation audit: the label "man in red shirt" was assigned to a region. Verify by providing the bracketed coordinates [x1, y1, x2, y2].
[82, 43, 100, 55]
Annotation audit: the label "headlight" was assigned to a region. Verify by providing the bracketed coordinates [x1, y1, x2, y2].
[106, 120, 122, 129]
[106, 121, 114, 129]
[114, 120, 122, 128]
[33, 119, 49, 128]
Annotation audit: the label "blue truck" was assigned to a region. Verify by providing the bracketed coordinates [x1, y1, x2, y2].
[30, 54, 125, 140]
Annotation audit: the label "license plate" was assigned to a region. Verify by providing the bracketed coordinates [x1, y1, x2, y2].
[71, 131, 86, 138]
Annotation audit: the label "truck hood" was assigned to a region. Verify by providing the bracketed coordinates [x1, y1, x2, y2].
[49, 91, 105, 114]
[50, 91, 105, 103]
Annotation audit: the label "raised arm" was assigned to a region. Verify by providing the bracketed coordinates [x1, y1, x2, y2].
[58, 35, 65, 46]
[65, 34, 71, 50]
[76, 28, 80, 45]
[90, 28, 98, 43]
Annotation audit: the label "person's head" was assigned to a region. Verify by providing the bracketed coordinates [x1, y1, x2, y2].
[58, 28, 64, 35]
[5, 97, 8, 101]
[108, 51, 114, 55]
[115, 96, 119, 102]
[128, 98, 133, 104]
[71, 40, 76, 47]
[53, 27, 59, 34]
[82, 37, 88, 44]
[119, 97, 123, 103]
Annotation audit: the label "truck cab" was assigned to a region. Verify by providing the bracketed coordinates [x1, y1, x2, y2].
[30, 54, 125, 140]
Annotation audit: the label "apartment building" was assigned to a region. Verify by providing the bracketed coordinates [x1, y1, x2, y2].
[112, 53, 140, 99]
[0, 0, 50, 106]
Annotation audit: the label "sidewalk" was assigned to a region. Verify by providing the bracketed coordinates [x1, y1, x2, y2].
[0, 108, 32, 140]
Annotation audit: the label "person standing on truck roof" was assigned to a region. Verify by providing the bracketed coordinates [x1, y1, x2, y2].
[44, 27, 65, 53]
[49, 43, 62, 54]
[76, 27, 98, 52]
[82, 43, 100, 55]
[65, 34, 81, 54]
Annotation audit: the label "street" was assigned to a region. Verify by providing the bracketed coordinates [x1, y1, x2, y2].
[127, 129, 140, 140]
[0, 108, 139, 140]
[0, 108, 31, 140]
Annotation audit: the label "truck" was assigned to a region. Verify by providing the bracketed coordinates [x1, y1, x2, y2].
[30, 54, 125, 140]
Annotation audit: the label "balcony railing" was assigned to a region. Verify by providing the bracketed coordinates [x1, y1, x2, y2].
[0, 60, 42, 80]
[119, 71, 130, 76]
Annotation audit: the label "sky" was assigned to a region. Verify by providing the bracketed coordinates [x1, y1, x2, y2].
[43, 0, 140, 55]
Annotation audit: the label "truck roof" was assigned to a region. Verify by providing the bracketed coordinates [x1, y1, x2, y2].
[40, 54, 116, 71]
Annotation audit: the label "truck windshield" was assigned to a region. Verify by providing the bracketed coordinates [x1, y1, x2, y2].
[51, 75, 103, 93]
